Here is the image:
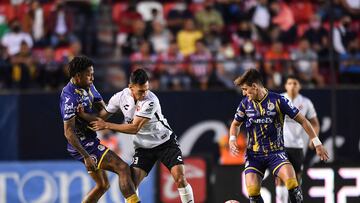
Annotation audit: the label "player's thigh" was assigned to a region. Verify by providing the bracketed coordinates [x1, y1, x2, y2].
[159, 144, 184, 172]
[99, 149, 130, 173]
[131, 167, 147, 188]
[89, 169, 110, 188]
[277, 163, 297, 183]
[130, 148, 158, 176]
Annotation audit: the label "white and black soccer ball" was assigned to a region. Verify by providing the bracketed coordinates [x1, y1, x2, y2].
[225, 200, 240, 203]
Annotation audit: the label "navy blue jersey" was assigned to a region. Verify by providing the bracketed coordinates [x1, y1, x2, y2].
[59, 81, 103, 141]
[234, 90, 299, 154]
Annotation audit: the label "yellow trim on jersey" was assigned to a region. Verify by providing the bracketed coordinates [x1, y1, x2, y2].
[245, 167, 264, 176]
[272, 161, 291, 175]
[253, 129, 259, 152]
[87, 88, 94, 109]
[97, 148, 110, 169]
[242, 103, 246, 109]
[260, 125, 265, 137]
[275, 99, 284, 125]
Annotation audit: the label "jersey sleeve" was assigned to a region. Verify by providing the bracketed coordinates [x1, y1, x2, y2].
[234, 100, 246, 122]
[60, 92, 79, 121]
[106, 93, 121, 113]
[136, 100, 157, 119]
[279, 95, 299, 119]
[90, 84, 103, 103]
[305, 99, 317, 119]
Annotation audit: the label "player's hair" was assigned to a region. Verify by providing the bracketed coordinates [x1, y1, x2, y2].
[234, 69, 263, 86]
[68, 56, 94, 77]
[130, 69, 149, 85]
[285, 75, 301, 83]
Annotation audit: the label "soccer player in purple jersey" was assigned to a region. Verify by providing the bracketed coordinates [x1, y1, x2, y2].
[59, 56, 140, 203]
[229, 69, 328, 203]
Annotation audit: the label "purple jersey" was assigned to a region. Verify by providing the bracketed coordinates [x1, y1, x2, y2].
[234, 90, 299, 154]
[59, 81, 103, 142]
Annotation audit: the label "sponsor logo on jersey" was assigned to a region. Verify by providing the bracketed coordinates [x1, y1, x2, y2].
[267, 102, 275, 111]
[85, 142, 94, 147]
[249, 117, 273, 124]
[90, 154, 98, 164]
[65, 96, 70, 103]
[124, 104, 129, 110]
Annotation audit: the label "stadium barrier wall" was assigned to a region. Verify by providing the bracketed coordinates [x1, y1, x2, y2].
[0, 161, 156, 203]
[0, 89, 359, 164]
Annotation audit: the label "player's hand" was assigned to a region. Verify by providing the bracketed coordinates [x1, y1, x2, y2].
[229, 140, 240, 156]
[315, 145, 329, 162]
[90, 118, 107, 131]
[84, 156, 97, 173]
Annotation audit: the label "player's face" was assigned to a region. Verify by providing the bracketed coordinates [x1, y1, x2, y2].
[75, 66, 94, 88]
[285, 78, 301, 96]
[241, 84, 258, 100]
[130, 81, 149, 101]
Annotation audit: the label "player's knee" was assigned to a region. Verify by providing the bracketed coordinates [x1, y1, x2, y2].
[289, 186, 303, 203]
[247, 185, 261, 196]
[96, 181, 110, 193]
[115, 162, 130, 174]
[285, 177, 298, 190]
[174, 174, 187, 188]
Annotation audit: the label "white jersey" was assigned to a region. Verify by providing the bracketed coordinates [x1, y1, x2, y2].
[106, 88, 173, 149]
[282, 93, 317, 148]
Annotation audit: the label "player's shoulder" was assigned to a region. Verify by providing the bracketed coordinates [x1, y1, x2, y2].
[112, 88, 131, 100]
[298, 94, 314, 106]
[61, 82, 76, 98]
[144, 90, 160, 104]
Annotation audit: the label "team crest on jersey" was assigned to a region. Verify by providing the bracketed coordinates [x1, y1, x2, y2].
[98, 144, 105, 151]
[267, 102, 275, 111]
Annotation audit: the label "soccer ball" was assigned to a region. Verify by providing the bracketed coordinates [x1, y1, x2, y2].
[225, 200, 240, 203]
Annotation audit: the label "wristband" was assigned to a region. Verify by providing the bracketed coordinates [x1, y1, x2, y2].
[312, 137, 322, 147]
[229, 135, 236, 142]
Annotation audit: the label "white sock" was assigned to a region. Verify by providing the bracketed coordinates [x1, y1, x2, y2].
[276, 186, 288, 203]
[178, 184, 194, 203]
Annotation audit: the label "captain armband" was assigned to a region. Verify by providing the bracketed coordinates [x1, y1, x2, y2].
[312, 137, 322, 147]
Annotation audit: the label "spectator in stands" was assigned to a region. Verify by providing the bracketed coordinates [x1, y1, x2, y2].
[270, 1, 297, 44]
[158, 40, 190, 90]
[38, 46, 64, 89]
[1, 20, 33, 56]
[130, 40, 159, 89]
[166, 2, 193, 35]
[177, 18, 203, 56]
[264, 41, 291, 88]
[291, 38, 324, 87]
[0, 45, 11, 88]
[195, 1, 224, 35]
[203, 23, 222, 55]
[188, 40, 212, 90]
[10, 41, 35, 89]
[238, 41, 261, 74]
[249, 0, 271, 43]
[339, 38, 360, 84]
[216, 39, 240, 89]
[122, 19, 148, 56]
[231, 20, 255, 54]
[149, 20, 172, 54]
[0, 11, 9, 39]
[115, 3, 142, 50]
[47, 1, 76, 47]
[333, 15, 357, 54]
[22, 0, 46, 46]
[303, 14, 328, 54]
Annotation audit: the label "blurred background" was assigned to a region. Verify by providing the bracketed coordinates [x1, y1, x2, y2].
[0, 0, 359, 202]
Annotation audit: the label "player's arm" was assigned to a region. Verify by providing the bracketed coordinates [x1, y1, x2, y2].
[294, 113, 329, 161]
[308, 116, 320, 149]
[77, 101, 113, 122]
[229, 119, 243, 156]
[90, 116, 149, 134]
[94, 100, 113, 120]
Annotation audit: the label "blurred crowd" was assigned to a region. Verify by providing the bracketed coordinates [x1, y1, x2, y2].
[0, 0, 359, 91]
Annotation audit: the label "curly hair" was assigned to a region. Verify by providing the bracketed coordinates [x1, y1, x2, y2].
[68, 56, 94, 77]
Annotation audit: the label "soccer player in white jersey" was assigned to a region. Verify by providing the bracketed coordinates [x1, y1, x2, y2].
[275, 75, 320, 203]
[88, 69, 194, 203]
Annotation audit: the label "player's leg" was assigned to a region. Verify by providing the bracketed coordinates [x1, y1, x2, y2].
[276, 164, 303, 203]
[158, 137, 194, 203]
[275, 176, 288, 203]
[99, 149, 140, 203]
[245, 172, 264, 203]
[131, 167, 147, 189]
[82, 169, 110, 203]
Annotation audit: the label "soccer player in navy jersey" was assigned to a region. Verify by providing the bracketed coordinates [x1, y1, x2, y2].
[229, 69, 328, 203]
[59, 56, 140, 203]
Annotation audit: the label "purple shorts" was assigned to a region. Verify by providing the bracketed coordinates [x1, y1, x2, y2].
[244, 150, 291, 177]
[67, 138, 110, 169]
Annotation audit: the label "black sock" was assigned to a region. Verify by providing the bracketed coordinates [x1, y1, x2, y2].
[288, 186, 303, 203]
[249, 195, 264, 203]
